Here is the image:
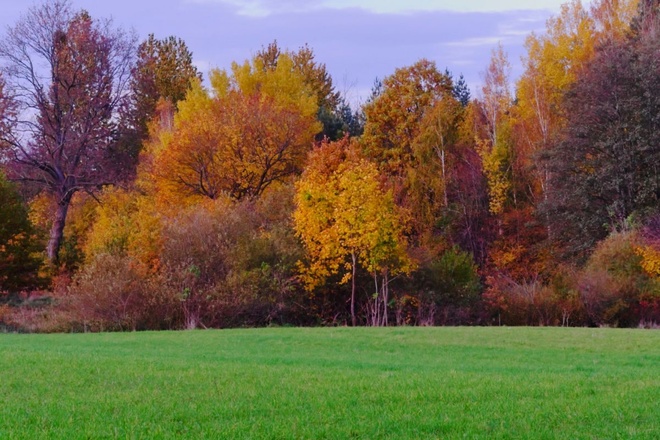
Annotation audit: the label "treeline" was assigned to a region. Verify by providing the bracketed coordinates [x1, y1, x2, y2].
[0, 0, 658, 331]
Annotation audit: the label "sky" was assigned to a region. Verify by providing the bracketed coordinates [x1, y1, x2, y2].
[0, 0, 592, 105]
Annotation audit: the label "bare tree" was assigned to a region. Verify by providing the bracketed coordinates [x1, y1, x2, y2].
[0, 0, 136, 263]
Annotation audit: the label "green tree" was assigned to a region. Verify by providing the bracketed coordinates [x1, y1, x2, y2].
[0, 172, 42, 292]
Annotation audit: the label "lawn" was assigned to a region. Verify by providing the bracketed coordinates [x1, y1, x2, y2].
[0, 327, 658, 439]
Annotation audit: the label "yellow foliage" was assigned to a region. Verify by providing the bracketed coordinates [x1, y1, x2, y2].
[513, 0, 636, 199]
[636, 245, 660, 278]
[294, 139, 414, 290]
[84, 188, 164, 271]
[140, 53, 320, 209]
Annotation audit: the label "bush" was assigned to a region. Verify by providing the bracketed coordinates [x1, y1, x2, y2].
[400, 247, 481, 326]
[67, 253, 181, 331]
[578, 231, 658, 327]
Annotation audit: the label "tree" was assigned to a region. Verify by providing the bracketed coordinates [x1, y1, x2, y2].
[545, 4, 660, 259]
[0, 172, 43, 292]
[143, 53, 320, 206]
[476, 44, 514, 216]
[294, 138, 413, 326]
[514, 0, 634, 206]
[362, 59, 453, 177]
[0, 0, 136, 263]
[117, 34, 201, 171]
[255, 41, 341, 139]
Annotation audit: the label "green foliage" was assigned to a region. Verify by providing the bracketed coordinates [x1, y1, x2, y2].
[419, 247, 481, 307]
[0, 172, 43, 292]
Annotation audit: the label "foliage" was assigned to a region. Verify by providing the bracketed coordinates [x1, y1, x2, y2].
[544, 15, 660, 258]
[294, 138, 413, 325]
[0, 0, 136, 263]
[637, 214, 660, 278]
[362, 59, 453, 177]
[67, 253, 180, 331]
[579, 231, 658, 326]
[144, 54, 320, 206]
[404, 247, 482, 325]
[0, 172, 43, 292]
[256, 41, 342, 139]
[83, 188, 163, 269]
[117, 33, 201, 173]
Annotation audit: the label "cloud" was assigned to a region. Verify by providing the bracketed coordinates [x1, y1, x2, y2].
[185, 0, 580, 17]
[444, 37, 507, 48]
[0, 0, 557, 104]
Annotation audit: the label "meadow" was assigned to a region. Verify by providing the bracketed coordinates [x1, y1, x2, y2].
[0, 327, 658, 439]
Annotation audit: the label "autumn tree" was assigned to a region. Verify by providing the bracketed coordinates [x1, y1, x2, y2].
[362, 60, 474, 245]
[117, 34, 201, 171]
[143, 53, 319, 207]
[514, 0, 636, 207]
[255, 41, 342, 139]
[294, 138, 413, 326]
[474, 44, 516, 218]
[545, 0, 660, 259]
[0, 0, 136, 263]
[362, 59, 453, 177]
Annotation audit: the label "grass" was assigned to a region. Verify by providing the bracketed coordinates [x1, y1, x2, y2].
[0, 327, 658, 439]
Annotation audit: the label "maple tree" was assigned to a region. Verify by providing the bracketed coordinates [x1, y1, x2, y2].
[0, 0, 136, 263]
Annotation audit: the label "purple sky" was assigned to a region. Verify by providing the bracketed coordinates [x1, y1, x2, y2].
[0, 1, 583, 104]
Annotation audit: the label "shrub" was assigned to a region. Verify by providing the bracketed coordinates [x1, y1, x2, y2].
[578, 231, 658, 327]
[67, 253, 181, 331]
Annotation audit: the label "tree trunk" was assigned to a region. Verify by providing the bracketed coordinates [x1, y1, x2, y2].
[382, 270, 389, 327]
[351, 251, 357, 327]
[46, 193, 73, 264]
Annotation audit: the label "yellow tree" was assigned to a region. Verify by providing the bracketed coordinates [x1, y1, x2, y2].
[143, 53, 320, 207]
[294, 138, 413, 326]
[477, 43, 514, 216]
[255, 41, 340, 120]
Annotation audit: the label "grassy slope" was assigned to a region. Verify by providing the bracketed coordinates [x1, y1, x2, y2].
[0, 327, 658, 439]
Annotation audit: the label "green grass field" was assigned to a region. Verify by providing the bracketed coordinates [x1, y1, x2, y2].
[0, 327, 658, 439]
